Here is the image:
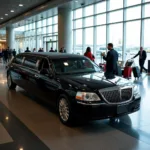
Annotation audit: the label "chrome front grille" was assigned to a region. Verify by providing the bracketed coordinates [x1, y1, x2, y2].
[121, 88, 133, 101]
[99, 87, 133, 104]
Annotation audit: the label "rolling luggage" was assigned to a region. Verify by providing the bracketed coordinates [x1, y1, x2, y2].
[99, 63, 106, 72]
[117, 66, 122, 77]
[99, 55, 106, 72]
[132, 66, 140, 78]
[123, 67, 132, 79]
[125, 59, 134, 67]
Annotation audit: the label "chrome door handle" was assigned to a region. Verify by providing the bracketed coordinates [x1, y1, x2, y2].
[35, 75, 39, 79]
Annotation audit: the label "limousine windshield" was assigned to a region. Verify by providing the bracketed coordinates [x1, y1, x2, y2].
[52, 58, 101, 75]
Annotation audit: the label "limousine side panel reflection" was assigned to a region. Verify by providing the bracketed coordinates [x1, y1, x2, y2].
[7, 53, 141, 125]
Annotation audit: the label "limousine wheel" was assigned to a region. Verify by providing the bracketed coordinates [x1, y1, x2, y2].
[7, 74, 16, 90]
[58, 95, 73, 125]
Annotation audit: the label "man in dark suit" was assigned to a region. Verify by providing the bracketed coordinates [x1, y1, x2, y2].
[25, 47, 31, 53]
[101, 43, 119, 79]
[133, 47, 147, 73]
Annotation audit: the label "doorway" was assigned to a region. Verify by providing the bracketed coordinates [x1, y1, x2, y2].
[46, 41, 58, 52]
[43, 35, 58, 52]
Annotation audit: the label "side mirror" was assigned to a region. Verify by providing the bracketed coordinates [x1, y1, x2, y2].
[40, 68, 53, 78]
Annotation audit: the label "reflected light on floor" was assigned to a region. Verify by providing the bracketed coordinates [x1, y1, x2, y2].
[5, 116, 9, 121]
[0, 79, 7, 84]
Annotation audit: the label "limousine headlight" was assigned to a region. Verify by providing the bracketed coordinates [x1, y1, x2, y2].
[133, 85, 139, 96]
[76, 92, 101, 101]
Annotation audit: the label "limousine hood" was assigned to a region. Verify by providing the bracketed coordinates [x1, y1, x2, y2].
[59, 72, 132, 91]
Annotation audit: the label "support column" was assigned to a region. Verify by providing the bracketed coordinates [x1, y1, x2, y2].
[6, 26, 15, 49]
[58, 8, 72, 53]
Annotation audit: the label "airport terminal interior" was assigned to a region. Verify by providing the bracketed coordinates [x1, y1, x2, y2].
[0, 0, 150, 150]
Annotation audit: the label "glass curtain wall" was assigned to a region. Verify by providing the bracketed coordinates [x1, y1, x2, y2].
[15, 12, 58, 52]
[73, 0, 150, 66]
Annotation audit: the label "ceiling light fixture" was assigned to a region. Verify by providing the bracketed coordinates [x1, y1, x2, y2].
[10, 10, 14, 13]
[5, 14, 8, 16]
[0, 18, 3, 20]
[75, 0, 78, 2]
[19, 4, 23, 7]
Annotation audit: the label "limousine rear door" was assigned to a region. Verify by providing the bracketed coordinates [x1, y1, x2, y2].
[35, 58, 60, 106]
[22, 56, 43, 97]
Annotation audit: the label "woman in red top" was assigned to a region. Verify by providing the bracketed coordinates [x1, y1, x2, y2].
[84, 47, 95, 62]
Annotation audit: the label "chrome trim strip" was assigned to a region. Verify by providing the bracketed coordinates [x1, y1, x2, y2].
[99, 86, 133, 105]
[77, 101, 105, 106]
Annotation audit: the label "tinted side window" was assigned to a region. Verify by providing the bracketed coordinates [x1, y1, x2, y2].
[23, 56, 41, 70]
[13, 55, 24, 65]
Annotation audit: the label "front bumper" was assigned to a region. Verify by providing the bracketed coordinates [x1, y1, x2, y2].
[72, 97, 141, 120]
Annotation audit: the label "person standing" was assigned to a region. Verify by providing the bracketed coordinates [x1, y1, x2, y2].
[3, 49, 9, 64]
[33, 48, 36, 52]
[7, 47, 12, 62]
[101, 43, 118, 79]
[12, 49, 16, 57]
[84, 47, 95, 62]
[25, 47, 31, 52]
[132, 47, 147, 73]
[49, 47, 54, 52]
[38, 48, 43, 52]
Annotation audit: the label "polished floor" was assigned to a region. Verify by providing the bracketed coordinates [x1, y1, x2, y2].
[0, 64, 150, 150]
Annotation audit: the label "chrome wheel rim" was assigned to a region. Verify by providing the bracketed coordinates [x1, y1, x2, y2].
[7, 75, 11, 87]
[59, 98, 69, 122]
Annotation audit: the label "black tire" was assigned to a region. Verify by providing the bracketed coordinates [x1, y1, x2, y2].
[7, 73, 16, 90]
[58, 95, 74, 126]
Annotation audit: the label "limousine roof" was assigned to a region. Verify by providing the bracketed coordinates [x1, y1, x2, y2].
[21, 52, 84, 59]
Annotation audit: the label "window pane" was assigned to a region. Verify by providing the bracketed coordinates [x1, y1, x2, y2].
[75, 8, 82, 19]
[29, 24, 32, 30]
[126, 21, 141, 63]
[75, 19, 82, 28]
[15, 26, 25, 32]
[37, 28, 42, 35]
[54, 25, 58, 32]
[126, 6, 141, 20]
[145, 0, 150, 2]
[109, 10, 123, 23]
[47, 18, 52, 25]
[144, 19, 150, 67]
[96, 1, 106, 14]
[109, 0, 123, 10]
[85, 28, 93, 53]
[43, 19, 47, 26]
[96, 14, 106, 25]
[37, 21, 42, 28]
[145, 4, 150, 18]
[85, 17, 93, 27]
[43, 27, 46, 34]
[53, 16, 58, 24]
[109, 23, 123, 60]
[47, 26, 52, 33]
[85, 5, 94, 16]
[96, 26, 106, 59]
[127, 0, 141, 6]
[33, 23, 35, 29]
[75, 29, 83, 54]
[32, 30, 35, 36]
[26, 25, 28, 31]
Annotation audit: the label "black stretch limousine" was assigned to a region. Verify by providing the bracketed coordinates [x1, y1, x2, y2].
[7, 53, 141, 125]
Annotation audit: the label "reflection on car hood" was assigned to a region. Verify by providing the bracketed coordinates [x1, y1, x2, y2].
[60, 72, 133, 91]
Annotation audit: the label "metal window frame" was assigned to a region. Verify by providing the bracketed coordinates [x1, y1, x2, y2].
[72, 0, 150, 62]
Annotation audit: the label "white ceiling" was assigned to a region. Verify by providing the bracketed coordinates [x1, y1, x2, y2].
[0, 0, 105, 30]
[0, 0, 50, 24]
